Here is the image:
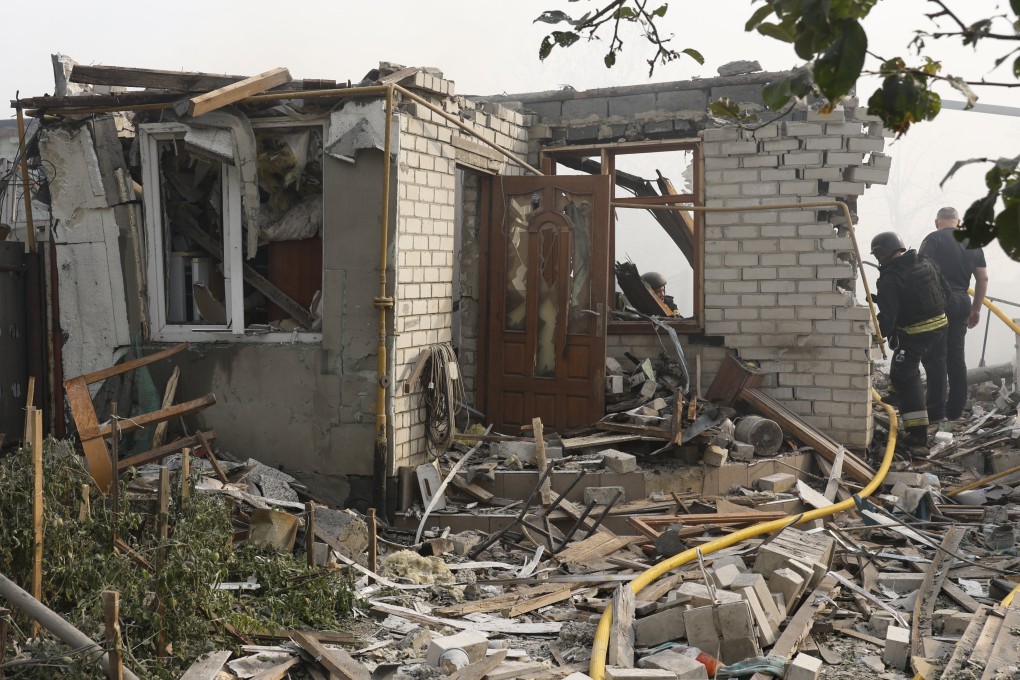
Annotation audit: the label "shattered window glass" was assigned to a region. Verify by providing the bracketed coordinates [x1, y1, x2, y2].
[504, 195, 531, 332]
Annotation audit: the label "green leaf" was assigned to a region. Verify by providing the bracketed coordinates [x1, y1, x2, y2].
[652, 4, 668, 18]
[605, 51, 617, 68]
[762, 77, 793, 110]
[539, 36, 555, 61]
[745, 4, 775, 31]
[1014, 55, 1020, 78]
[534, 11, 572, 25]
[960, 191, 999, 247]
[756, 22, 796, 43]
[939, 157, 988, 188]
[615, 6, 636, 19]
[1012, 0, 1020, 15]
[995, 202, 1020, 259]
[553, 31, 580, 48]
[708, 97, 742, 120]
[813, 19, 867, 101]
[682, 48, 705, 65]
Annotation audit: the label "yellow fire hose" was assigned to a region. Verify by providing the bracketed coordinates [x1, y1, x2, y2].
[588, 388, 900, 679]
[972, 288, 1020, 336]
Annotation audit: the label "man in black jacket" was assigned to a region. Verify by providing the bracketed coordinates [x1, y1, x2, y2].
[918, 207, 989, 424]
[871, 232, 949, 451]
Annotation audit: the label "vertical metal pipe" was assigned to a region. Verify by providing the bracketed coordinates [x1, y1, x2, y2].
[373, 85, 396, 514]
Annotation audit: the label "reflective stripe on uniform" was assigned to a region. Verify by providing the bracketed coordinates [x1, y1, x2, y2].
[900, 313, 948, 335]
[902, 410, 929, 428]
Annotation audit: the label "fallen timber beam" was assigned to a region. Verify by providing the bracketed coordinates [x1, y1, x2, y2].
[0, 570, 142, 680]
[911, 525, 966, 674]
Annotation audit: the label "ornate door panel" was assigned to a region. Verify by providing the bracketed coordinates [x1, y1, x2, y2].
[484, 175, 611, 432]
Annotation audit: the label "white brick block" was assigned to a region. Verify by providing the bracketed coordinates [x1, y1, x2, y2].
[825, 151, 865, 165]
[760, 168, 799, 181]
[784, 122, 824, 136]
[802, 167, 843, 180]
[741, 182, 779, 196]
[762, 139, 801, 153]
[847, 137, 885, 153]
[721, 141, 758, 155]
[845, 166, 890, 184]
[824, 181, 867, 196]
[702, 127, 741, 142]
[741, 155, 780, 168]
[783, 151, 823, 166]
[803, 137, 844, 150]
[780, 180, 820, 195]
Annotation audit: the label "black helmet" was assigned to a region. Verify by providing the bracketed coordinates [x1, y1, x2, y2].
[870, 232, 906, 261]
[641, 271, 667, 289]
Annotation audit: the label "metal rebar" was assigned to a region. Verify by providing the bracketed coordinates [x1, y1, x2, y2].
[468, 466, 554, 558]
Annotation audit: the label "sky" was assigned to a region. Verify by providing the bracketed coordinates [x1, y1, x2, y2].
[3, 0, 1018, 365]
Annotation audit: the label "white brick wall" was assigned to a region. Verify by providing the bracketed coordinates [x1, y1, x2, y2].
[700, 109, 887, 447]
[391, 87, 529, 470]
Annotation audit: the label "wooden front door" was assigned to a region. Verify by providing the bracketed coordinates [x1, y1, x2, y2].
[484, 175, 611, 433]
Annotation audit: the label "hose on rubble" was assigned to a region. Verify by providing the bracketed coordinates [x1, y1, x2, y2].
[587, 388, 900, 680]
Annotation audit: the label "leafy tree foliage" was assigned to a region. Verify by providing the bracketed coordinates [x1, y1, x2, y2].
[537, 0, 1020, 259]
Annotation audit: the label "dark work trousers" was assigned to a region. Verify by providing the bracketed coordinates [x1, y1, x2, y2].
[921, 293, 971, 420]
[890, 326, 947, 445]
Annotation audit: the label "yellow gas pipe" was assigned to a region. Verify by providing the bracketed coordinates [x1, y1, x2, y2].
[588, 388, 899, 680]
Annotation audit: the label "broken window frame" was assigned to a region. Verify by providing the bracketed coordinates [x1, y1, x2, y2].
[139, 120, 325, 344]
[540, 139, 704, 334]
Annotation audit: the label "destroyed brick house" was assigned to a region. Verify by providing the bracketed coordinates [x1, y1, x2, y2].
[3, 57, 892, 513]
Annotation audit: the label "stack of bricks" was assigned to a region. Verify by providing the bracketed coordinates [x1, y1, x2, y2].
[390, 72, 530, 469]
[700, 102, 889, 447]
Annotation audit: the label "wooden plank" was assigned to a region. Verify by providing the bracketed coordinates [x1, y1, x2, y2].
[639, 511, 787, 526]
[968, 609, 1004, 676]
[29, 408, 43, 629]
[70, 64, 249, 91]
[117, 432, 215, 471]
[749, 574, 839, 680]
[189, 67, 292, 117]
[102, 590, 123, 680]
[249, 656, 299, 680]
[449, 650, 507, 680]
[96, 396, 217, 438]
[941, 606, 991, 677]
[72, 342, 189, 386]
[290, 630, 368, 680]
[179, 651, 232, 680]
[561, 433, 641, 450]
[483, 660, 545, 680]
[594, 421, 672, 439]
[436, 584, 565, 617]
[636, 573, 684, 605]
[627, 517, 661, 541]
[369, 601, 562, 635]
[607, 585, 635, 668]
[555, 534, 639, 565]
[506, 587, 575, 618]
[450, 475, 494, 502]
[980, 606, 1020, 680]
[533, 418, 553, 506]
[911, 526, 966, 673]
[150, 367, 180, 449]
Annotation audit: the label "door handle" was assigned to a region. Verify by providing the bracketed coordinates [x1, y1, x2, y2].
[596, 303, 605, 337]
[578, 309, 601, 316]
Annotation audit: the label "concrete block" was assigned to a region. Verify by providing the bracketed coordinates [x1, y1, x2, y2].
[638, 651, 709, 678]
[933, 609, 973, 637]
[866, 612, 896, 639]
[585, 486, 626, 505]
[606, 375, 625, 394]
[491, 441, 563, 464]
[876, 572, 924, 595]
[731, 584, 777, 646]
[730, 442, 754, 461]
[711, 564, 742, 589]
[675, 582, 742, 608]
[605, 670, 677, 680]
[606, 356, 624, 374]
[426, 630, 488, 667]
[711, 555, 749, 573]
[756, 473, 796, 493]
[634, 606, 687, 647]
[719, 636, 761, 665]
[730, 573, 783, 630]
[787, 653, 823, 680]
[640, 380, 659, 399]
[883, 625, 910, 670]
[602, 450, 639, 474]
[685, 602, 762, 664]
[563, 97, 608, 120]
[703, 445, 728, 467]
[768, 568, 806, 613]
[845, 166, 890, 184]
[562, 674, 595, 680]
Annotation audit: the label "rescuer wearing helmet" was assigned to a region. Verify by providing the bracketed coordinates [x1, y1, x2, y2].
[871, 231, 950, 453]
[640, 271, 678, 314]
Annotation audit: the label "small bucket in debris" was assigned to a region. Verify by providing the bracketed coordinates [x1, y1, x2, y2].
[248, 508, 300, 551]
[733, 416, 783, 456]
